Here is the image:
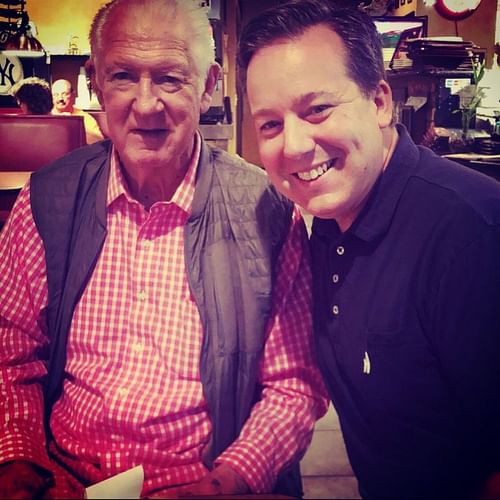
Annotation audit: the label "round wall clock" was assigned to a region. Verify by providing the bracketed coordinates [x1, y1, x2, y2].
[434, 0, 482, 21]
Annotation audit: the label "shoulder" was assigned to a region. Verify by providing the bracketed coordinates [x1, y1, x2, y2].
[211, 146, 268, 183]
[401, 147, 500, 277]
[72, 108, 99, 123]
[32, 140, 111, 180]
[204, 144, 294, 245]
[79, 109, 99, 124]
[411, 145, 500, 227]
[209, 145, 291, 207]
[392, 126, 500, 227]
[30, 140, 111, 203]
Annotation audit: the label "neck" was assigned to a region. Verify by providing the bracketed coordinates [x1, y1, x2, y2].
[119, 136, 196, 210]
[53, 108, 73, 115]
[381, 125, 398, 173]
[121, 164, 188, 210]
[337, 126, 398, 233]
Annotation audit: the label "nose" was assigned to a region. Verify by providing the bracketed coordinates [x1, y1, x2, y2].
[282, 116, 314, 160]
[133, 78, 163, 115]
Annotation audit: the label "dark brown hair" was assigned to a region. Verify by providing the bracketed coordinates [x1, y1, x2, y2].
[237, 0, 386, 97]
[11, 76, 53, 114]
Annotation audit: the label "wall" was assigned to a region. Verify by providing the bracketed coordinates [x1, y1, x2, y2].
[237, 0, 499, 162]
[221, 0, 238, 155]
[424, 1, 496, 68]
[394, 0, 497, 67]
[29, 0, 107, 55]
[28, 0, 238, 151]
[238, 0, 280, 166]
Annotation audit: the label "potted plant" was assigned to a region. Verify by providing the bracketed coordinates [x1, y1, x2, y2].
[449, 57, 485, 152]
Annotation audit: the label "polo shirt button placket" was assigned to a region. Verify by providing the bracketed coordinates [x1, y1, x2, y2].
[331, 245, 345, 317]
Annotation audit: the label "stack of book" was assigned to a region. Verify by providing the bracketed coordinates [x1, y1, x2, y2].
[406, 38, 479, 73]
[474, 137, 500, 156]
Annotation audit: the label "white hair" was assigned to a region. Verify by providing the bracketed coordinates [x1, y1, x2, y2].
[89, 0, 215, 82]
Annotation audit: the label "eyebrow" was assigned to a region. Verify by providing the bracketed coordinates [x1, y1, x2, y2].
[252, 91, 338, 119]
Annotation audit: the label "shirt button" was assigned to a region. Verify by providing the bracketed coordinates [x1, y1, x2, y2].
[332, 274, 340, 283]
[132, 342, 144, 353]
[117, 387, 129, 398]
[332, 305, 340, 315]
[336, 246, 345, 256]
[137, 290, 147, 301]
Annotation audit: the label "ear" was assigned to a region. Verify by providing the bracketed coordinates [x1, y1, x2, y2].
[200, 63, 221, 114]
[374, 79, 393, 129]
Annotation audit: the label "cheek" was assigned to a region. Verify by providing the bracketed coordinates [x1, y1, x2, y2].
[103, 94, 131, 119]
[257, 140, 280, 168]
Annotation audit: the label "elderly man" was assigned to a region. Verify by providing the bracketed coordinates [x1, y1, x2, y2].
[0, 0, 327, 498]
[240, 1, 500, 498]
[51, 78, 104, 143]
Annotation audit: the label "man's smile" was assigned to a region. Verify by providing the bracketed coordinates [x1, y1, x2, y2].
[294, 158, 336, 181]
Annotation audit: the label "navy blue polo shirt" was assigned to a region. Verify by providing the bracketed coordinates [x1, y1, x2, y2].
[311, 125, 500, 499]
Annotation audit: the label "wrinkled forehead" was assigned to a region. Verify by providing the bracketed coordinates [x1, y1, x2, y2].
[104, 2, 191, 46]
[92, 1, 207, 84]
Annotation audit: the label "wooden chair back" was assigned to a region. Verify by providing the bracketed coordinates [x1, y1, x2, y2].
[0, 114, 86, 172]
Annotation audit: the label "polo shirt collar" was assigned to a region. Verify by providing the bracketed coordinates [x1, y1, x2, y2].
[312, 125, 419, 242]
[350, 124, 419, 242]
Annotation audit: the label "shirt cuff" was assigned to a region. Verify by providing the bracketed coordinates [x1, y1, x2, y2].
[215, 441, 275, 493]
[0, 429, 52, 473]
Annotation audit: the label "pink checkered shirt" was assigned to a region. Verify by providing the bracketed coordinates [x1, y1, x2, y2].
[0, 134, 327, 498]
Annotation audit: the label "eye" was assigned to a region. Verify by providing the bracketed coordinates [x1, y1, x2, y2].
[306, 104, 333, 123]
[156, 75, 181, 84]
[310, 104, 332, 115]
[259, 120, 282, 138]
[155, 74, 184, 91]
[261, 120, 280, 131]
[111, 71, 133, 82]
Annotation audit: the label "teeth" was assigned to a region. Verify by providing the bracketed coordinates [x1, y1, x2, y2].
[297, 160, 332, 181]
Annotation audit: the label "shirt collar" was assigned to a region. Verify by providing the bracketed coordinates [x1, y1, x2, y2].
[313, 124, 419, 241]
[350, 124, 419, 242]
[312, 125, 420, 242]
[107, 132, 201, 215]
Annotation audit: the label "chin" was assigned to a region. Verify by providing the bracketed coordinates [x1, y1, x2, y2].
[301, 197, 339, 220]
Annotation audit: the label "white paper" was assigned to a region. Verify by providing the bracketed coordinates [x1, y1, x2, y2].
[405, 96, 427, 111]
[85, 465, 144, 499]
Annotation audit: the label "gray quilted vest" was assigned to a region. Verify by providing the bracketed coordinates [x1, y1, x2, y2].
[30, 138, 302, 496]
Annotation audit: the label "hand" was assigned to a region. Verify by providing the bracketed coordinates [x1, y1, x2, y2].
[0, 460, 52, 499]
[475, 472, 500, 499]
[158, 464, 250, 498]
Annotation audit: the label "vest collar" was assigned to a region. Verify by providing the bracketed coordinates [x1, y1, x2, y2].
[189, 136, 215, 222]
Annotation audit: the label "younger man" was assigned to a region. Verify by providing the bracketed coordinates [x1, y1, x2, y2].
[240, 1, 500, 497]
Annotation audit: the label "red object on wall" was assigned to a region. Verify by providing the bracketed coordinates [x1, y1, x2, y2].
[434, 0, 482, 21]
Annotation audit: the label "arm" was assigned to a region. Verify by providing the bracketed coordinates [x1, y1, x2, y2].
[0, 186, 53, 494]
[82, 112, 104, 144]
[166, 207, 328, 497]
[431, 224, 500, 493]
[209, 206, 328, 493]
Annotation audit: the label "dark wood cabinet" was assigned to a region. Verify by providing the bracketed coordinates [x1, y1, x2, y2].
[388, 69, 474, 145]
